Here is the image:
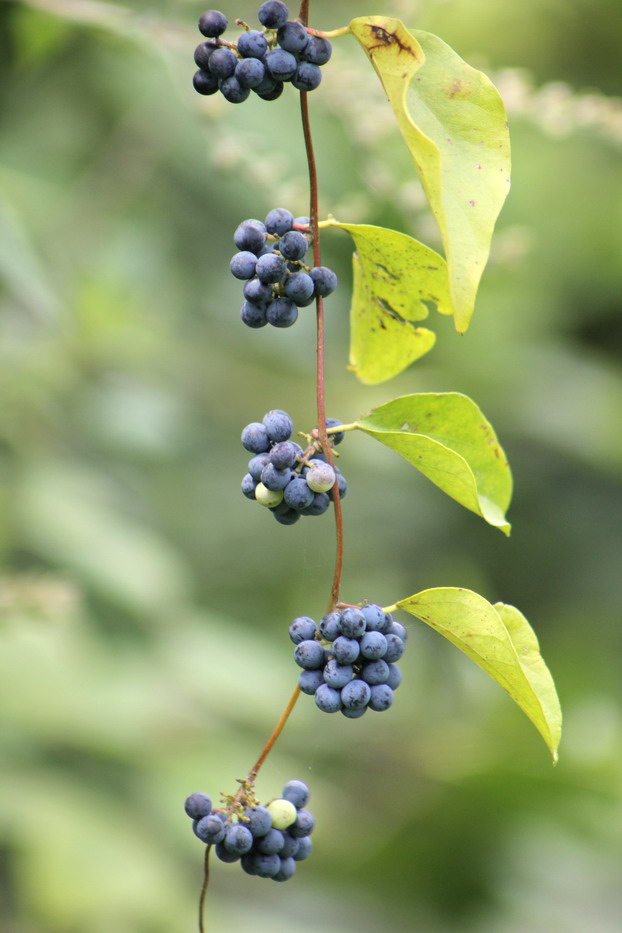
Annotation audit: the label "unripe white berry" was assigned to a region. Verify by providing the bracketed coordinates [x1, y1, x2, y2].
[306, 460, 336, 493]
[255, 483, 284, 508]
[267, 798, 297, 829]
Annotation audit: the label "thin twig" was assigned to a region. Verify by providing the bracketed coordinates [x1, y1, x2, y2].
[198, 845, 212, 933]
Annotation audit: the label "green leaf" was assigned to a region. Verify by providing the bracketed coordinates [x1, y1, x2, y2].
[349, 17, 511, 333]
[396, 588, 561, 762]
[355, 392, 512, 533]
[326, 220, 451, 384]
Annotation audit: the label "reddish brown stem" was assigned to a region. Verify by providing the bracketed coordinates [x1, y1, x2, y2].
[247, 684, 301, 781]
[299, 91, 344, 614]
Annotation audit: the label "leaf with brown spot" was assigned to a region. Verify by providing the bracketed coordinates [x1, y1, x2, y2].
[327, 221, 450, 384]
[349, 17, 511, 333]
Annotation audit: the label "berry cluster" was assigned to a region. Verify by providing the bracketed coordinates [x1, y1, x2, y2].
[184, 780, 314, 881]
[241, 409, 347, 525]
[290, 605, 407, 717]
[193, 3, 332, 103]
[231, 211, 338, 329]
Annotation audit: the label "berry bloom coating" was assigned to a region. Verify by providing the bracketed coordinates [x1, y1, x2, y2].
[234, 219, 267, 254]
[267, 297, 298, 327]
[241, 422, 271, 453]
[310, 265, 338, 296]
[277, 20, 309, 54]
[341, 679, 371, 709]
[369, 683, 395, 711]
[248, 454, 270, 481]
[193, 69, 219, 95]
[289, 808, 315, 837]
[390, 620, 409, 641]
[256, 252, 287, 283]
[340, 607, 366, 638]
[361, 603, 389, 631]
[305, 460, 336, 493]
[323, 659, 354, 689]
[255, 483, 284, 508]
[304, 35, 332, 65]
[263, 409, 294, 442]
[273, 507, 300, 525]
[237, 30, 268, 59]
[332, 635, 360, 664]
[269, 440, 298, 470]
[198, 9, 228, 37]
[241, 473, 257, 499]
[284, 271, 315, 304]
[279, 833, 300, 858]
[278, 230, 309, 260]
[194, 41, 217, 69]
[360, 630, 388, 659]
[184, 791, 212, 819]
[235, 57, 266, 88]
[386, 663, 403, 690]
[265, 48, 298, 81]
[224, 824, 254, 854]
[265, 208, 294, 236]
[314, 683, 342, 713]
[219, 76, 251, 104]
[274, 856, 297, 880]
[256, 827, 285, 854]
[384, 633, 405, 662]
[208, 46, 237, 79]
[215, 841, 240, 862]
[361, 659, 391, 685]
[298, 668, 324, 694]
[292, 62, 322, 92]
[289, 616, 318, 644]
[294, 639, 325, 670]
[230, 250, 258, 280]
[261, 463, 293, 491]
[240, 300, 268, 328]
[293, 835, 312, 860]
[267, 798, 297, 830]
[319, 611, 342, 640]
[244, 806, 273, 837]
[341, 705, 367, 719]
[282, 779, 310, 809]
[284, 476, 315, 511]
[258, 0, 289, 29]
[255, 80, 284, 101]
[194, 813, 226, 844]
[243, 277, 273, 304]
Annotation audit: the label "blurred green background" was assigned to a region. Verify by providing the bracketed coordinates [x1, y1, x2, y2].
[1, 0, 621, 930]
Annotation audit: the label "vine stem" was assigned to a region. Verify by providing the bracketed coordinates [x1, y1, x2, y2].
[198, 845, 212, 933]
[247, 683, 301, 780]
[299, 1, 345, 614]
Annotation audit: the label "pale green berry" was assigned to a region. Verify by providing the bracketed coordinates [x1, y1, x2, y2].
[255, 483, 284, 508]
[267, 798, 297, 829]
[306, 460, 336, 493]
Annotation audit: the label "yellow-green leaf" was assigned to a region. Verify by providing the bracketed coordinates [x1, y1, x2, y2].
[397, 588, 561, 762]
[349, 17, 511, 333]
[355, 392, 512, 533]
[327, 220, 451, 384]
[494, 602, 562, 760]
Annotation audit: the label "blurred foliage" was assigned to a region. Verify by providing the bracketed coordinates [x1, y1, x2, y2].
[0, 0, 621, 931]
